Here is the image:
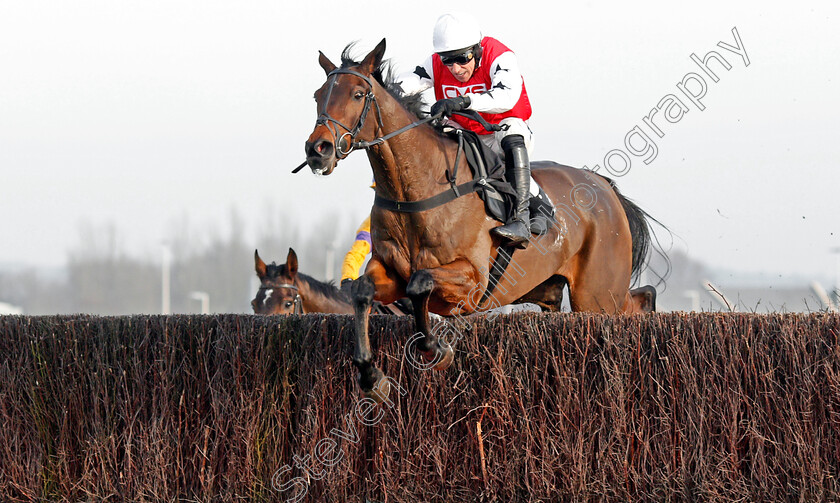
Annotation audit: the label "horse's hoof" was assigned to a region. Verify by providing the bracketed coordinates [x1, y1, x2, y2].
[422, 341, 455, 371]
[359, 367, 390, 404]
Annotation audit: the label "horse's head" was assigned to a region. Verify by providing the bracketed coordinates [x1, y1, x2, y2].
[251, 248, 302, 315]
[305, 39, 387, 175]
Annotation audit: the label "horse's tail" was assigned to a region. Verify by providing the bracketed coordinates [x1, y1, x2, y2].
[600, 175, 671, 286]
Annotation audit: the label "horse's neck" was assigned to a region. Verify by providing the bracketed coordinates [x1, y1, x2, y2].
[370, 98, 458, 201]
[295, 273, 353, 314]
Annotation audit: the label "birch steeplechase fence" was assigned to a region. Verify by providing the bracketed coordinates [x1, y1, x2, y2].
[2, 312, 838, 502]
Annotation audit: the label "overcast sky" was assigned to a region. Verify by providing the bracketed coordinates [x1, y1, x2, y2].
[1, 1, 838, 286]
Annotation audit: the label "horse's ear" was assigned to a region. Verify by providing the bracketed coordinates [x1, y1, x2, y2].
[286, 248, 298, 279]
[254, 249, 267, 279]
[318, 51, 337, 75]
[360, 38, 386, 75]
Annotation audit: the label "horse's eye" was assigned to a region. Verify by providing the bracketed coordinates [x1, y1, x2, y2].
[354, 91, 364, 100]
[285, 301, 294, 308]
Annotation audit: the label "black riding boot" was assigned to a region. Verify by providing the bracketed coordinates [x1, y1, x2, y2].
[491, 134, 532, 249]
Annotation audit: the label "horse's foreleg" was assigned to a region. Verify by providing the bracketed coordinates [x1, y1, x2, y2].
[349, 276, 389, 403]
[364, 255, 405, 305]
[350, 258, 405, 402]
[405, 270, 453, 370]
[406, 260, 479, 371]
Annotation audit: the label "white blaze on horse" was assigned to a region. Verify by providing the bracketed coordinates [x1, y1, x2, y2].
[252, 249, 353, 315]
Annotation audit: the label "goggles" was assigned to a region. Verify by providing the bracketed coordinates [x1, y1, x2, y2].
[440, 48, 475, 67]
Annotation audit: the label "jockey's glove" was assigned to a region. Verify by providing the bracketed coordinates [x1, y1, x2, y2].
[340, 278, 353, 294]
[431, 95, 471, 118]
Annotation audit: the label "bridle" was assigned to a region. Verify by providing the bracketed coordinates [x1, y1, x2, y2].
[301, 63, 518, 310]
[315, 68, 385, 159]
[312, 68, 439, 159]
[303, 67, 511, 215]
[292, 66, 444, 174]
[255, 283, 303, 315]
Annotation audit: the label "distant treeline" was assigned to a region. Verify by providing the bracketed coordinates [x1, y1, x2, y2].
[0, 209, 355, 315]
[2, 312, 838, 501]
[3, 205, 712, 315]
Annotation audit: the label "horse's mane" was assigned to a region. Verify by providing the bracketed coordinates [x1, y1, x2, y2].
[296, 271, 349, 303]
[264, 262, 348, 302]
[340, 43, 428, 120]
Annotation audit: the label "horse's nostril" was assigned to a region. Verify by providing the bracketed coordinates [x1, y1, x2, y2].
[307, 140, 333, 159]
[318, 141, 334, 156]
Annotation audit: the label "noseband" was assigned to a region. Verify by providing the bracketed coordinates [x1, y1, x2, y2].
[293, 67, 439, 173]
[316, 69, 384, 158]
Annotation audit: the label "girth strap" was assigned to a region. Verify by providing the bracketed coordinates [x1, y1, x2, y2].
[478, 244, 516, 307]
[373, 178, 486, 213]
[373, 131, 489, 213]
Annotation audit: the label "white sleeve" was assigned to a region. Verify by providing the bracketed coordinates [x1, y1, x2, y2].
[466, 51, 524, 114]
[393, 55, 435, 97]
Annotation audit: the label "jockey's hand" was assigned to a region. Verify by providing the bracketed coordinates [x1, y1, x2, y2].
[430, 96, 471, 118]
[340, 278, 353, 295]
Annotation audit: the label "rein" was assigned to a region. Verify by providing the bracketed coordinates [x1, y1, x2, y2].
[300, 65, 521, 310]
[291, 113, 436, 174]
[373, 129, 489, 213]
[292, 68, 433, 174]
[373, 115, 504, 213]
[316, 68, 455, 154]
[316, 69, 383, 159]
[298, 68, 504, 214]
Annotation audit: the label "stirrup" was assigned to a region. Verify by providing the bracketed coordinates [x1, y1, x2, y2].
[491, 219, 531, 248]
[530, 213, 549, 236]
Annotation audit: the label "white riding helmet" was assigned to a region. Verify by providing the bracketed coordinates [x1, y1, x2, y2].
[432, 12, 483, 54]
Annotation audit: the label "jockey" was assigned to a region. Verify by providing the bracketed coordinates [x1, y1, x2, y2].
[340, 179, 374, 292]
[340, 214, 371, 291]
[397, 12, 539, 249]
[339, 188, 415, 316]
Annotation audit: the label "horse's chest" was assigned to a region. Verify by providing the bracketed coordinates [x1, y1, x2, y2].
[374, 228, 446, 278]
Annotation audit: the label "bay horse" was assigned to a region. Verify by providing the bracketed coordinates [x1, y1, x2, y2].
[252, 248, 412, 316]
[304, 40, 660, 400]
[252, 248, 354, 315]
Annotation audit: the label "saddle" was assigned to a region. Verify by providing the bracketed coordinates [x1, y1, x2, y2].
[445, 128, 555, 228]
[371, 123, 555, 234]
